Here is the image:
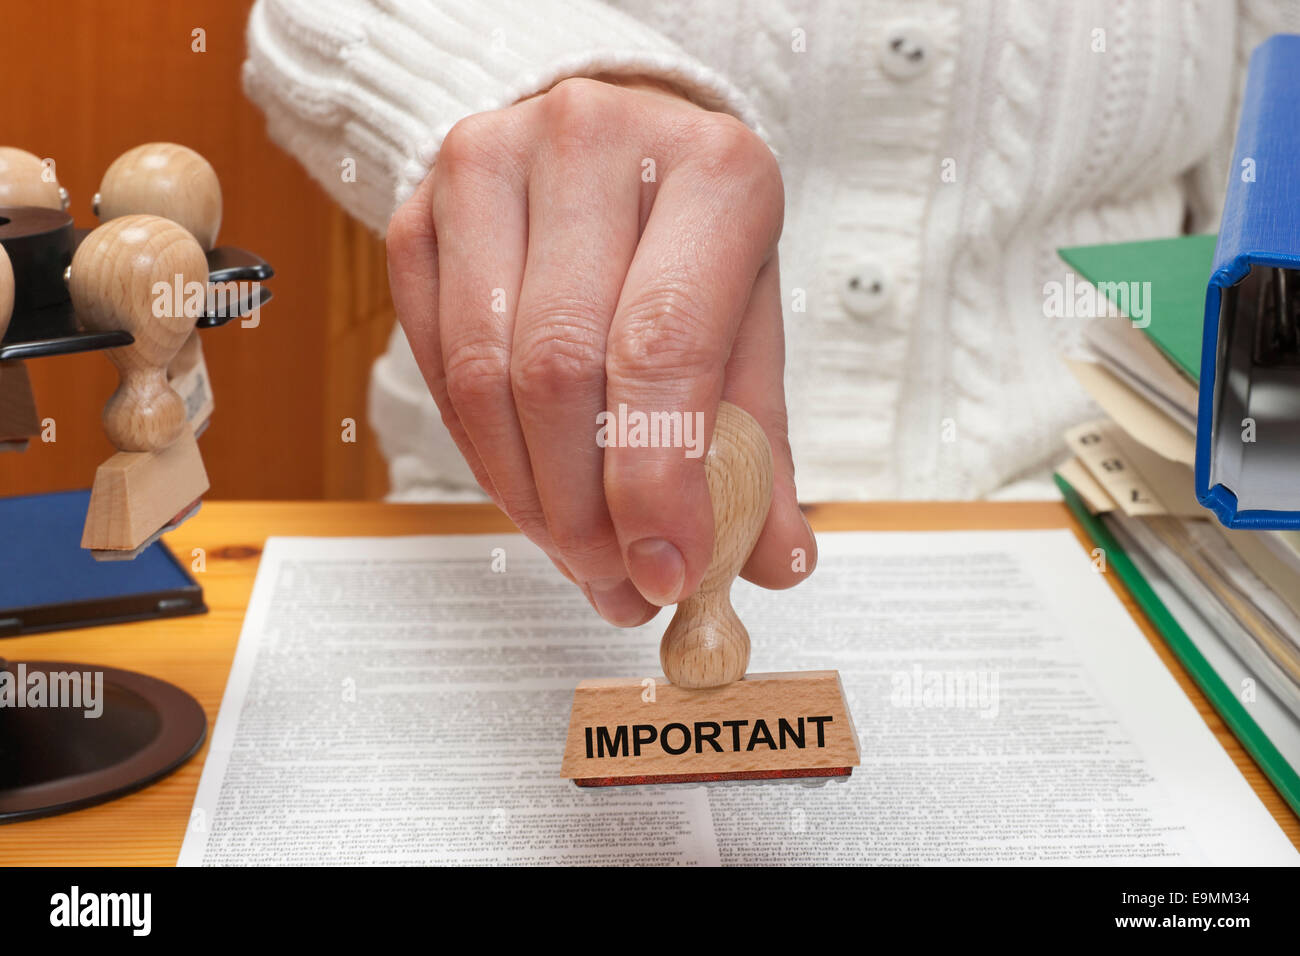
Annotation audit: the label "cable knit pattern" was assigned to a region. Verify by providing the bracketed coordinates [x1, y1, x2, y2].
[243, 0, 1299, 502]
[934, 0, 1054, 499]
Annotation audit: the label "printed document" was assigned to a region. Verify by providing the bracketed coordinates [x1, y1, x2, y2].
[178, 529, 1298, 865]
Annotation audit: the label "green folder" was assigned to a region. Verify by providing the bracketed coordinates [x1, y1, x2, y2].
[1057, 235, 1300, 813]
[1057, 234, 1216, 381]
[1056, 474, 1300, 815]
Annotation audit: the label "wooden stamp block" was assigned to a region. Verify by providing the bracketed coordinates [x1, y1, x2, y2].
[561, 670, 859, 786]
[81, 422, 209, 554]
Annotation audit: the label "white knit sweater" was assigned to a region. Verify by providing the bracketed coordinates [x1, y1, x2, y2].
[243, 0, 1300, 502]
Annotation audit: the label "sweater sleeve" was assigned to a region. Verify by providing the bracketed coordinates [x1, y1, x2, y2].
[242, 0, 765, 236]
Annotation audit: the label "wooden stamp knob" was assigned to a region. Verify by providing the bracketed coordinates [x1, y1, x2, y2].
[0, 147, 65, 210]
[659, 401, 773, 689]
[69, 215, 208, 452]
[95, 143, 222, 249]
[0, 243, 12, 337]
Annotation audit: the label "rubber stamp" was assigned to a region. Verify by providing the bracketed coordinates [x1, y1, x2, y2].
[561, 401, 860, 786]
[70, 214, 211, 559]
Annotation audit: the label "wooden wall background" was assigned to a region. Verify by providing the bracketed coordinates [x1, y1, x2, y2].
[0, 0, 393, 500]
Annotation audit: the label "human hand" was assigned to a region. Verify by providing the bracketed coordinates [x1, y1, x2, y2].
[386, 76, 815, 626]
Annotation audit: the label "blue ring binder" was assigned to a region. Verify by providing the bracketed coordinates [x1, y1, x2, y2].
[1197, 34, 1300, 530]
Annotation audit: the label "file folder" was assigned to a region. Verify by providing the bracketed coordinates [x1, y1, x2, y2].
[1197, 34, 1300, 530]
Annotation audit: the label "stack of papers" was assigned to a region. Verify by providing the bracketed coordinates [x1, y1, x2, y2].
[1055, 236, 1300, 812]
[179, 531, 1297, 865]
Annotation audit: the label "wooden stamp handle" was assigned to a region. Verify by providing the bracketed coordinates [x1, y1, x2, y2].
[0, 244, 13, 337]
[69, 215, 209, 452]
[659, 401, 773, 689]
[94, 143, 222, 249]
[0, 147, 65, 210]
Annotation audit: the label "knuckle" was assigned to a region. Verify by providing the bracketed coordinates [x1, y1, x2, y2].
[550, 523, 618, 571]
[437, 115, 492, 173]
[500, 498, 553, 547]
[385, 195, 424, 258]
[541, 77, 614, 138]
[543, 77, 613, 123]
[385, 197, 435, 286]
[693, 114, 762, 168]
[511, 308, 606, 403]
[442, 341, 511, 414]
[435, 112, 519, 190]
[744, 143, 784, 209]
[500, 495, 547, 534]
[688, 115, 783, 208]
[608, 287, 723, 384]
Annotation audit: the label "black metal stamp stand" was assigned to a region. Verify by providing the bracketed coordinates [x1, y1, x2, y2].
[0, 204, 272, 822]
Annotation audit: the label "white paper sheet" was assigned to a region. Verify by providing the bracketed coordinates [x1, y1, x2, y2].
[178, 529, 1298, 866]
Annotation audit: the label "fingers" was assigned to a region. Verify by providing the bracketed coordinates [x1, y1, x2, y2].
[512, 82, 654, 626]
[721, 255, 816, 589]
[394, 86, 804, 621]
[433, 113, 558, 560]
[604, 117, 785, 607]
[386, 168, 495, 499]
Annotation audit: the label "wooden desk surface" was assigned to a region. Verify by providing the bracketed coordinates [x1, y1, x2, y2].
[2, 500, 1297, 864]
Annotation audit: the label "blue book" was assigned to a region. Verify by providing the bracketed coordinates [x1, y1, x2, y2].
[0, 490, 205, 636]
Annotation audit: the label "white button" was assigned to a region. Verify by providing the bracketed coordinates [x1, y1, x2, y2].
[841, 263, 891, 317]
[881, 23, 933, 80]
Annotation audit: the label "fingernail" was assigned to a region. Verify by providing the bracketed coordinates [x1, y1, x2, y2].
[588, 577, 653, 627]
[626, 538, 686, 606]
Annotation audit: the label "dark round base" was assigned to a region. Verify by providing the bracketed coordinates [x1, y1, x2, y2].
[0, 659, 206, 823]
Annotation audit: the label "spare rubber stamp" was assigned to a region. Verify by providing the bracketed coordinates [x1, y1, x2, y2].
[561, 401, 860, 786]
[1, 139, 272, 561]
[94, 142, 222, 435]
[70, 214, 211, 560]
[0, 149, 53, 451]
